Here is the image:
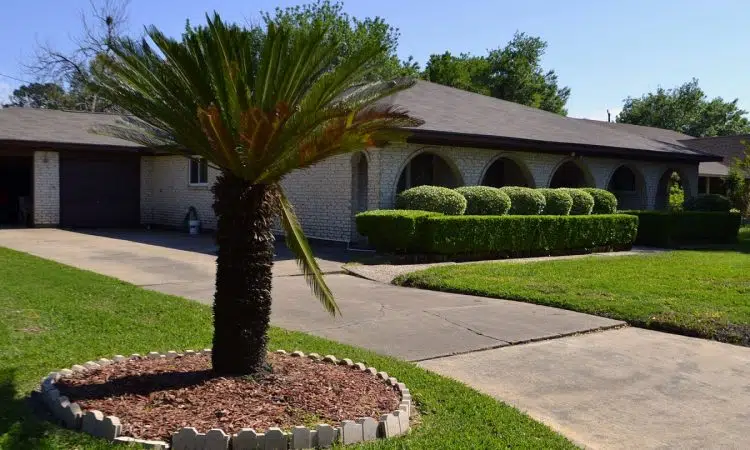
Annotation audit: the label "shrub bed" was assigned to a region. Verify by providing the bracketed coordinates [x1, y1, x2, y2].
[561, 188, 595, 215]
[455, 186, 511, 215]
[683, 194, 732, 212]
[395, 186, 467, 215]
[582, 188, 618, 214]
[499, 187, 546, 215]
[356, 210, 441, 253]
[622, 210, 741, 247]
[538, 189, 573, 215]
[357, 210, 638, 258]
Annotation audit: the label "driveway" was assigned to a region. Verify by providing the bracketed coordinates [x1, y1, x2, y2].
[0, 228, 620, 361]
[2, 228, 749, 449]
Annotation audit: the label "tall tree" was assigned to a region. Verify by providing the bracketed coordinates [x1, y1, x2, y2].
[422, 32, 570, 115]
[617, 79, 750, 137]
[8, 83, 71, 109]
[90, 14, 422, 375]
[26, 0, 130, 112]
[263, 0, 419, 80]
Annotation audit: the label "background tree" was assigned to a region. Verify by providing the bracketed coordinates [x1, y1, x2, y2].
[91, 14, 422, 375]
[8, 83, 71, 109]
[25, 0, 130, 112]
[263, 0, 419, 80]
[617, 78, 750, 137]
[422, 32, 570, 115]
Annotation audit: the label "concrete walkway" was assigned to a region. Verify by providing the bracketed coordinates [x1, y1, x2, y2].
[2, 228, 749, 449]
[345, 247, 666, 284]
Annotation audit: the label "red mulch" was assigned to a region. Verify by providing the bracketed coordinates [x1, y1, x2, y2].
[55, 353, 399, 441]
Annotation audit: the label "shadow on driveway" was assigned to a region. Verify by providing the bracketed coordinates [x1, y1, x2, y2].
[78, 228, 362, 264]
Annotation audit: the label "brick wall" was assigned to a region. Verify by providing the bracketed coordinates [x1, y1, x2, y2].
[141, 145, 700, 242]
[140, 155, 219, 230]
[33, 150, 60, 226]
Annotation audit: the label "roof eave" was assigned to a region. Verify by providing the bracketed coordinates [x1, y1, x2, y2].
[405, 129, 723, 163]
[0, 139, 156, 154]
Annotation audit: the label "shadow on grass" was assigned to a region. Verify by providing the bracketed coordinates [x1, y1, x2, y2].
[57, 369, 213, 402]
[0, 368, 56, 450]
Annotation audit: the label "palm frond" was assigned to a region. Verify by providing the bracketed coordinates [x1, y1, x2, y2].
[277, 186, 340, 317]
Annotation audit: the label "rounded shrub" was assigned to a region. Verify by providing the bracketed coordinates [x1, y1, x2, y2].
[395, 185, 467, 215]
[499, 186, 546, 215]
[454, 186, 511, 215]
[560, 188, 594, 215]
[582, 188, 618, 214]
[538, 188, 573, 215]
[683, 194, 732, 212]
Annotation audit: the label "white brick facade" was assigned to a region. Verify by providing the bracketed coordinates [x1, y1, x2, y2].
[140, 155, 219, 230]
[138, 145, 700, 243]
[32, 151, 60, 226]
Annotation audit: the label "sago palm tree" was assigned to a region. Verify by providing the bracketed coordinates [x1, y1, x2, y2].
[91, 14, 422, 375]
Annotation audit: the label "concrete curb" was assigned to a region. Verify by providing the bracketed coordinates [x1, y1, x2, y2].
[39, 349, 413, 449]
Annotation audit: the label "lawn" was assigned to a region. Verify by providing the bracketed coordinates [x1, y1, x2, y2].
[0, 246, 574, 450]
[397, 227, 750, 345]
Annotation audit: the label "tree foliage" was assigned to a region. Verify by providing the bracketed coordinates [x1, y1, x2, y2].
[617, 78, 750, 137]
[422, 32, 570, 115]
[726, 145, 750, 216]
[668, 172, 685, 211]
[263, 0, 419, 81]
[8, 83, 69, 109]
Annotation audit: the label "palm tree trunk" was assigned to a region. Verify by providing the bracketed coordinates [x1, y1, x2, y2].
[211, 171, 277, 375]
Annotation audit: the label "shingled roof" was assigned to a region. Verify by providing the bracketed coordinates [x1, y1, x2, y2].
[0, 82, 722, 162]
[380, 80, 719, 162]
[0, 107, 140, 149]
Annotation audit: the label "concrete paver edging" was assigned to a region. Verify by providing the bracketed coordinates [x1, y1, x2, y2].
[39, 349, 413, 449]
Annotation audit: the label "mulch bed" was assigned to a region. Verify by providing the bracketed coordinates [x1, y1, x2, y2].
[55, 353, 399, 441]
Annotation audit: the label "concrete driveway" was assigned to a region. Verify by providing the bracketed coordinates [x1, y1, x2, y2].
[2, 228, 749, 449]
[0, 228, 621, 361]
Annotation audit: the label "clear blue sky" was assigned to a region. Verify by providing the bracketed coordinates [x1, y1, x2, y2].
[1, 0, 748, 120]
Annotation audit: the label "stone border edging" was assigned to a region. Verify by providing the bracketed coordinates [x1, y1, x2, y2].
[39, 348, 412, 449]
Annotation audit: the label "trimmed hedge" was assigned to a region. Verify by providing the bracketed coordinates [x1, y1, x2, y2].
[499, 186, 546, 215]
[358, 210, 638, 258]
[683, 194, 732, 212]
[622, 210, 741, 247]
[355, 210, 442, 252]
[538, 189, 573, 215]
[395, 185, 467, 215]
[454, 186, 511, 215]
[561, 188, 595, 215]
[582, 188, 618, 214]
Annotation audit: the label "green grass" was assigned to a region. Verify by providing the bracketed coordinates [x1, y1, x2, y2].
[397, 227, 750, 345]
[0, 247, 574, 450]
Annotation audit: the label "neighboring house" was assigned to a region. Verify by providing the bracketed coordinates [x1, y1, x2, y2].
[0, 81, 725, 243]
[679, 134, 750, 195]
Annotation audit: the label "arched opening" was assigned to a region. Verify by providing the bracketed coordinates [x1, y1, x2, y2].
[656, 169, 689, 210]
[607, 165, 645, 210]
[549, 160, 593, 188]
[351, 152, 368, 242]
[481, 157, 533, 187]
[396, 152, 460, 193]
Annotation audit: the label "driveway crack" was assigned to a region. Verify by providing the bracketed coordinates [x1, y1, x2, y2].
[422, 309, 505, 343]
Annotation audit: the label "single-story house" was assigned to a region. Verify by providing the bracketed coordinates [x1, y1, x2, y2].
[0, 80, 727, 243]
[678, 134, 750, 195]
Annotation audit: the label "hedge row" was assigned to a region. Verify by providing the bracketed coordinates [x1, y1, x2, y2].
[622, 210, 741, 247]
[356, 210, 638, 257]
[395, 185, 617, 216]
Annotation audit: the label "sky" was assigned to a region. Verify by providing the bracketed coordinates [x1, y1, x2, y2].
[1, 0, 749, 120]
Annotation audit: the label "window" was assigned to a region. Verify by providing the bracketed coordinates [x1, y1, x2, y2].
[189, 157, 208, 185]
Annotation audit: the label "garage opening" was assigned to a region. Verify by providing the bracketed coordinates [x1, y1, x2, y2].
[0, 155, 33, 227]
[60, 152, 140, 228]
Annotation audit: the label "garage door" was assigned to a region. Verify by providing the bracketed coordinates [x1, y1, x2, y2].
[60, 153, 140, 228]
